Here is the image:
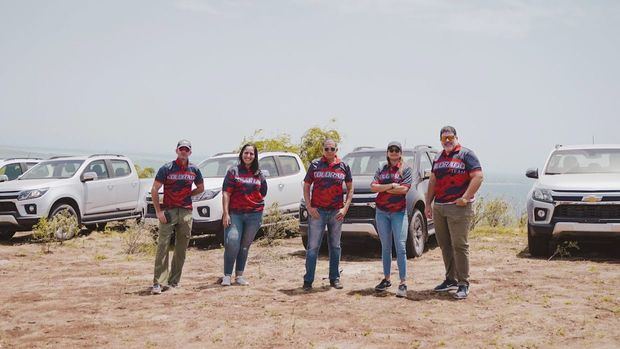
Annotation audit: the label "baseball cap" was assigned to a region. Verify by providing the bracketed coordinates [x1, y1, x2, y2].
[387, 141, 402, 150]
[177, 139, 192, 150]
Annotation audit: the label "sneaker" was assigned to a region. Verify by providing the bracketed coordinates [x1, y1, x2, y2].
[454, 285, 469, 299]
[221, 275, 231, 286]
[374, 279, 392, 292]
[235, 276, 249, 286]
[433, 279, 458, 292]
[151, 284, 161, 295]
[302, 281, 312, 291]
[396, 284, 407, 298]
[330, 279, 343, 289]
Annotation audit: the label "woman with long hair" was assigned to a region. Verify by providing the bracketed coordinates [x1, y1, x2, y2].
[220, 144, 268, 286]
[370, 141, 412, 297]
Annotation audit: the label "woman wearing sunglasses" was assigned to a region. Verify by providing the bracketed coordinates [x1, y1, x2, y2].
[220, 144, 268, 286]
[371, 141, 413, 297]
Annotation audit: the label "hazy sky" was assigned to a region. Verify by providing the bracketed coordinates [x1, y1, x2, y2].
[1, 0, 619, 174]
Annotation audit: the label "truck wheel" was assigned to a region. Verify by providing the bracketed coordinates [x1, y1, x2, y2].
[301, 232, 327, 252]
[528, 224, 552, 257]
[0, 230, 15, 241]
[406, 209, 427, 258]
[49, 203, 80, 240]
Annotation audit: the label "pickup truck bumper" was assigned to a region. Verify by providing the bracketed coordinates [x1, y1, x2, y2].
[0, 214, 40, 231]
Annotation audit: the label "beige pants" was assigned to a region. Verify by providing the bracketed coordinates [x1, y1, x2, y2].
[153, 208, 192, 286]
[433, 203, 473, 286]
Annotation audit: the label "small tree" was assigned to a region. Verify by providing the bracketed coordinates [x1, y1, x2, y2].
[32, 212, 80, 253]
[239, 129, 300, 154]
[483, 198, 513, 227]
[135, 164, 155, 178]
[299, 120, 342, 167]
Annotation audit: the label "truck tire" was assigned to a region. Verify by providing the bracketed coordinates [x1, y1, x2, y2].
[406, 209, 427, 258]
[49, 203, 80, 240]
[0, 230, 15, 241]
[528, 224, 552, 257]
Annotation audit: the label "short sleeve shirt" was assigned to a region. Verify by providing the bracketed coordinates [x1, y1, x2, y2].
[304, 156, 353, 210]
[372, 162, 413, 212]
[222, 164, 268, 214]
[155, 159, 204, 209]
[431, 145, 482, 204]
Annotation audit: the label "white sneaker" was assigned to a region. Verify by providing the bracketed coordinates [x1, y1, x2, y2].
[151, 284, 162, 295]
[221, 275, 231, 286]
[235, 276, 249, 286]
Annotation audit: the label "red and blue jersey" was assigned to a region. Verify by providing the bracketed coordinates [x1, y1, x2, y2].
[223, 164, 268, 214]
[304, 156, 353, 210]
[373, 162, 412, 212]
[155, 159, 203, 209]
[431, 145, 482, 204]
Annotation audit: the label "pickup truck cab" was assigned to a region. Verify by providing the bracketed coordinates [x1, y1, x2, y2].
[146, 151, 306, 243]
[0, 158, 42, 182]
[526, 144, 620, 256]
[0, 154, 146, 240]
[299, 145, 439, 258]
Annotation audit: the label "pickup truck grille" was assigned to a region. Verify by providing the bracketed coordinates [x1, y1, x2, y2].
[147, 204, 156, 215]
[553, 204, 620, 222]
[0, 202, 18, 213]
[346, 206, 375, 219]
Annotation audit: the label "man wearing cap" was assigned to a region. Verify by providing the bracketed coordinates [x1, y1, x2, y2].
[150, 140, 204, 294]
[425, 126, 483, 299]
[302, 139, 353, 291]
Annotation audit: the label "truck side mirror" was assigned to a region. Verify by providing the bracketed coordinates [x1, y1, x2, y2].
[0, 175, 8, 182]
[81, 172, 98, 182]
[525, 168, 539, 179]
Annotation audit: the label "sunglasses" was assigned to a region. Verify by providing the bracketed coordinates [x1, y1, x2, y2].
[441, 135, 456, 142]
[388, 147, 401, 153]
[324, 147, 337, 152]
[178, 147, 190, 152]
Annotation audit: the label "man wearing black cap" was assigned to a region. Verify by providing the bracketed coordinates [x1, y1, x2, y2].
[150, 139, 204, 294]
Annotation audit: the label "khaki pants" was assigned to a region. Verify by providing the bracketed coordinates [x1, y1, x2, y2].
[153, 208, 192, 286]
[433, 203, 473, 286]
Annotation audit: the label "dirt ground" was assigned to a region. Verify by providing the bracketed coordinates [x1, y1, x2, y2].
[1, 225, 619, 349]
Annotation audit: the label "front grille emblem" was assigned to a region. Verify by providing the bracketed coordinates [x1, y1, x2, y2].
[582, 195, 602, 203]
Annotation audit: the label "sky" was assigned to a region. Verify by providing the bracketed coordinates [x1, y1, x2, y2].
[1, 0, 619, 174]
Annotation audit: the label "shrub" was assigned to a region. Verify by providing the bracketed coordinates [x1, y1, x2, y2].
[32, 212, 80, 253]
[259, 203, 299, 246]
[122, 221, 157, 255]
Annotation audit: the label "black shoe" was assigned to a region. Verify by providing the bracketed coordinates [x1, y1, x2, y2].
[374, 279, 392, 292]
[302, 281, 312, 291]
[330, 279, 343, 289]
[433, 279, 458, 292]
[454, 285, 469, 299]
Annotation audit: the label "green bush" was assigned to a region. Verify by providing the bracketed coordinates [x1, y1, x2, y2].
[32, 212, 80, 253]
[259, 203, 299, 246]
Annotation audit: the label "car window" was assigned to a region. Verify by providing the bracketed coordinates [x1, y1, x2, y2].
[278, 156, 300, 176]
[26, 162, 38, 170]
[199, 157, 238, 178]
[0, 163, 22, 180]
[84, 160, 109, 179]
[110, 160, 132, 177]
[545, 149, 620, 174]
[343, 151, 414, 176]
[259, 156, 279, 178]
[22, 160, 84, 179]
[420, 152, 432, 173]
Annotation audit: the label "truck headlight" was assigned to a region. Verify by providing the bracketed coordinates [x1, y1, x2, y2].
[18, 188, 49, 201]
[193, 189, 221, 202]
[533, 188, 553, 203]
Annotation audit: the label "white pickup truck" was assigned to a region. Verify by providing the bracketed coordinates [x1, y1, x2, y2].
[145, 151, 306, 243]
[0, 154, 149, 240]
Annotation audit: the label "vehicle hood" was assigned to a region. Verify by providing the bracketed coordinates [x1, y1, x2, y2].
[349, 175, 375, 194]
[537, 173, 620, 191]
[0, 178, 66, 191]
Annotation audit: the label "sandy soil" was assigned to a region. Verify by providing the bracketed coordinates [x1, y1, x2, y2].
[0, 226, 618, 349]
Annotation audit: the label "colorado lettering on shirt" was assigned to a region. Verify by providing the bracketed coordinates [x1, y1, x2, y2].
[223, 164, 268, 213]
[167, 173, 197, 181]
[431, 145, 482, 204]
[155, 159, 204, 209]
[304, 156, 353, 210]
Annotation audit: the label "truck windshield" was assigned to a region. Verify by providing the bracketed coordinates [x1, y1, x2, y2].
[343, 152, 414, 176]
[198, 157, 238, 178]
[20, 160, 84, 179]
[545, 149, 620, 174]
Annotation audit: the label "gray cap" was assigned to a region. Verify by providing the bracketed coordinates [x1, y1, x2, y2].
[387, 141, 402, 150]
[177, 139, 192, 150]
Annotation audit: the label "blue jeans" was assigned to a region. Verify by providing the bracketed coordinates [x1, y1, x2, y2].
[223, 212, 263, 276]
[376, 209, 408, 281]
[304, 208, 342, 283]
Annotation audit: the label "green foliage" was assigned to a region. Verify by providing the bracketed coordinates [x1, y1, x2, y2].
[135, 164, 155, 178]
[549, 240, 580, 260]
[258, 203, 299, 246]
[122, 221, 157, 256]
[32, 212, 80, 253]
[484, 197, 513, 227]
[299, 120, 342, 167]
[239, 129, 300, 154]
[470, 197, 486, 230]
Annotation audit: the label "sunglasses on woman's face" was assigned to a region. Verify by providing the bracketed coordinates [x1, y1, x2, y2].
[324, 147, 336, 152]
[388, 147, 401, 153]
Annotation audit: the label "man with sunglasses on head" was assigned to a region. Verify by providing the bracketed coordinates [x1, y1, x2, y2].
[302, 139, 353, 291]
[425, 126, 483, 300]
[150, 139, 204, 295]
